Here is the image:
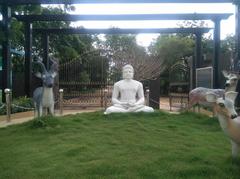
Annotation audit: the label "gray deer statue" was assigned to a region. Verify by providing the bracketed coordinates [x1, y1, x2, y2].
[33, 58, 58, 118]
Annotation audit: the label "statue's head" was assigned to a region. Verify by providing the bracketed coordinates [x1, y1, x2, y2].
[122, 64, 134, 79]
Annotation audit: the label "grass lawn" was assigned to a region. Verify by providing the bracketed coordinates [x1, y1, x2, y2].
[0, 111, 240, 179]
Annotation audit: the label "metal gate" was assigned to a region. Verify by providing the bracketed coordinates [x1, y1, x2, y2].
[168, 60, 190, 111]
[59, 55, 120, 108]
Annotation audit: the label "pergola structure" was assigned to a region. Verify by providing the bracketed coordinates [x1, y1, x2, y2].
[0, 0, 238, 103]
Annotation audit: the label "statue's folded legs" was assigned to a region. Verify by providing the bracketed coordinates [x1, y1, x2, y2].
[105, 104, 154, 114]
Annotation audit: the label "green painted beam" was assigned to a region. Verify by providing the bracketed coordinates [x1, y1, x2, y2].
[0, 0, 233, 5]
[13, 13, 233, 22]
[33, 27, 212, 34]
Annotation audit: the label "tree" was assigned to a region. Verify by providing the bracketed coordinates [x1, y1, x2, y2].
[149, 34, 194, 68]
[100, 34, 164, 81]
[0, 5, 107, 86]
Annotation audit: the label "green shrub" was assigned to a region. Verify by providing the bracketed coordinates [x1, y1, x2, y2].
[31, 116, 59, 129]
[0, 96, 34, 115]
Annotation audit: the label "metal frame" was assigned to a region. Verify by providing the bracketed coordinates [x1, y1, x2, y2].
[13, 12, 232, 90]
[0, 0, 238, 103]
[1, 5, 11, 102]
[33, 27, 212, 109]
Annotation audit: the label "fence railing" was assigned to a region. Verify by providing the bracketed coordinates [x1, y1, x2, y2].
[2, 88, 65, 122]
[2, 88, 152, 122]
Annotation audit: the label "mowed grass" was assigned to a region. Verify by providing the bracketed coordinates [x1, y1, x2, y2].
[0, 111, 240, 179]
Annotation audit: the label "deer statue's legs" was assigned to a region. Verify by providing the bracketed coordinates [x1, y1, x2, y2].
[197, 104, 200, 113]
[35, 103, 43, 118]
[193, 105, 197, 113]
[49, 105, 54, 116]
[34, 103, 38, 118]
[42, 107, 48, 116]
[231, 140, 239, 158]
[38, 105, 43, 117]
[212, 107, 217, 117]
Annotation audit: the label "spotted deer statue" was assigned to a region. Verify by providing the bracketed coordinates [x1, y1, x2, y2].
[188, 70, 240, 110]
[206, 91, 240, 158]
[33, 58, 58, 118]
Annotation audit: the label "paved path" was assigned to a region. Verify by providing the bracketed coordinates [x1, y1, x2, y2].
[0, 109, 101, 128]
[0, 97, 181, 128]
[1, 97, 209, 128]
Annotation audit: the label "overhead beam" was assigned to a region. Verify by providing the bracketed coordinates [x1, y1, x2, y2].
[0, 0, 233, 5]
[1, 5, 11, 102]
[13, 13, 233, 22]
[24, 22, 33, 97]
[33, 28, 212, 34]
[213, 19, 221, 88]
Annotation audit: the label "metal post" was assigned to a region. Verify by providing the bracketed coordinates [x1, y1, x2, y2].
[195, 32, 202, 68]
[188, 56, 194, 90]
[146, 89, 150, 106]
[59, 89, 63, 116]
[43, 33, 49, 70]
[213, 18, 221, 89]
[100, 87, 104, 107]
[24, 22, 33, 97]
[180, 96, 183, 110]
[1, 5, 11, 102]
[192, 41, 196, 89]
[104, 89, 108, 110]
[234, 2, 240, 109]
[169, 96, 172, 111]
[149, 77, 160, 109]
[4, 88, 11, 122]
[234, 2, 240, 71]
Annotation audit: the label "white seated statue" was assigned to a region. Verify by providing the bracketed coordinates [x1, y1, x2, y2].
[104, 64, 154, 114]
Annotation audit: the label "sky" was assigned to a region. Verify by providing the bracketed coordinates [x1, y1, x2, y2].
[67, 3, 236, 47]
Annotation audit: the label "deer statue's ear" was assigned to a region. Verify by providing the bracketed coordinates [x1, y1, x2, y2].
[225, 91, 238, 102]
[51, 72, 57, 78]
[222, 70, 229, 78]
[206, 92, 217, 103]
[49, 58, 58, 73]
[35, 72, 42, 78]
